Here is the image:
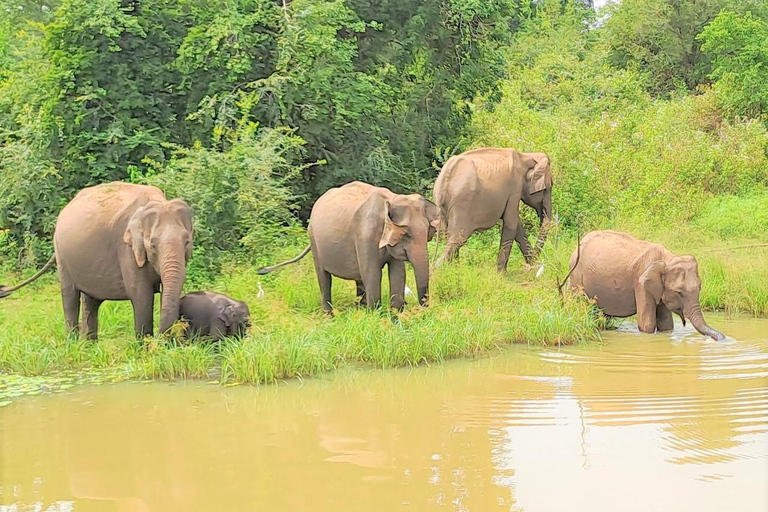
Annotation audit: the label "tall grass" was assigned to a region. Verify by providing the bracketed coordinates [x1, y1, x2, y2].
[3, 210, 766, 386]
[0, 233, 606, 384]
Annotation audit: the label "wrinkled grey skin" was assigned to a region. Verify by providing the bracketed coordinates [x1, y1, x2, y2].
[0, 182, 193, 339]
[258, 181, 440, 313]
[179, 291, 251, 340]
[433, 148, 553, 271]
[568, 230, 726, 341]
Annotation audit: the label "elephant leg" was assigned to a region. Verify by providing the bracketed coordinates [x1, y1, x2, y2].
[656, 303, 674, 332]
[633, 284, 658, 334]
[362, 266, 383, 309]
[497, 225, 517, 273]
[435, 234, 468, 267]
[498, 202, 521, 273]
[388, 260, 406, 311]
[355, 280, 366, 306]
[315, 267, 333, 315]
[59, 273, 80, 335]
[81, 294, 103, 340]
[131, 290, 155, 338]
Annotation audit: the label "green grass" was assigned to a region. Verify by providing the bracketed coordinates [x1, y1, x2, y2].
[2, 206, 766, 385]
[0, 231, 606, 384]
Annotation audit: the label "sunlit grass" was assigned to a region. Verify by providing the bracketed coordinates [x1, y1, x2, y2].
[0, 233, 604, 384]
[2, 216, 766, 385]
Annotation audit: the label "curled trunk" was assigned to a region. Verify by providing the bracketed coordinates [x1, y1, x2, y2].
[159, 249, 186, 333]
[685, 302, 726, 341]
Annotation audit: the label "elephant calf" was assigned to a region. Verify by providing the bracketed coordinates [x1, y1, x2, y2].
[258, 181, 440, 313]
[568, 230, 726, 341]
[179, 291, 250, 340]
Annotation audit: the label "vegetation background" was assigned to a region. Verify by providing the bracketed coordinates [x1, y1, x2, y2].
[1, 0, 767, 383]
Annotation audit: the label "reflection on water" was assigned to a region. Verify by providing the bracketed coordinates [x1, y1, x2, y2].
[1, 315, 766, 512]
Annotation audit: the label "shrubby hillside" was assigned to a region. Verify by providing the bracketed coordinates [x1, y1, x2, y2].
[1, 0, 767, 274]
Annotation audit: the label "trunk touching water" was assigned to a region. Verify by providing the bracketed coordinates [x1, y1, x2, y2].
[685, 302, 726, 341]
[158, 246, 186, 333]
[411, 248, 430, 306]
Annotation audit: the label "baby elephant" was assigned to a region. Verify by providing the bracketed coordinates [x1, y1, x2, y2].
[179, 291, 250, 340]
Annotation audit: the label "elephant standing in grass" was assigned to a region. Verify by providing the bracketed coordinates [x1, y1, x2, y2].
[568, 230, 726, 341]
[258, 181, 440, 313]
[433, 148, 554, 272]
[180, 291, 250, 340]
[0, 182, 193, 339]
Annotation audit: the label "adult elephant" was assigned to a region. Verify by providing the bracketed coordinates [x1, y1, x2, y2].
[258, 181, 440, 313]
[567, 230, 726, 341]
[433, 148, 553, 272]
[0, 182, 193, 339]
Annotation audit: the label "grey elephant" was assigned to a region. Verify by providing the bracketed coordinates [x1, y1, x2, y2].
[258, 181, 440, 313]
[567, 230, 726, 341]
[433, 148, 554, 271]
[0, 182, 193, 339]
[179, 291, 250, 340]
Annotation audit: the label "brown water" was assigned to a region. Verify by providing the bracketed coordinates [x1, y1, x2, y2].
[1, 315, 767, 512]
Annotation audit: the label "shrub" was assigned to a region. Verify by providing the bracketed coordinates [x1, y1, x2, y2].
[143, 125, 307, 281]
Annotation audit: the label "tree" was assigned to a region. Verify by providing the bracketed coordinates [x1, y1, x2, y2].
[601, 0, 741, 95]
[699, 10, 768, 119]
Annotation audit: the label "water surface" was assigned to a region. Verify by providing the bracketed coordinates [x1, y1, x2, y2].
[1, 315, 767, 511]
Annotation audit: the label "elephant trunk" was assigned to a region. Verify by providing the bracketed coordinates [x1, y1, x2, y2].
[410, 247, 431, 307]
[530, 191, 553, 261]
[684, 302, 726, 341]
[159, 246, 186, 333]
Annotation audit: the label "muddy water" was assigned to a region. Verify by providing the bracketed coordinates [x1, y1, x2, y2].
[1, 315, 767, 512]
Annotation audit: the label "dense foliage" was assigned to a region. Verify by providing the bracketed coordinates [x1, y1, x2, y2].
[1, 0, 767, 274]
[0, 0, 520, 269]
[471, 1, 768, 229]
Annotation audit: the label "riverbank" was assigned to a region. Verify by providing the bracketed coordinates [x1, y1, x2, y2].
[1, 226, 766, 385]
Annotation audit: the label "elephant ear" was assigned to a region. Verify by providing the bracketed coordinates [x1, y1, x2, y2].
[424, 199, 441, 241]
[527, 156, 552, 194]
[638, 260, 666, 304]
[169, 198, 194, 262]
[218, 303, 236, 328]
[123, 207, 148, 268]
[379, 201, 408, 249]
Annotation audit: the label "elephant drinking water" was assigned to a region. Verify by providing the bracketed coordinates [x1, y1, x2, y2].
[0, 182, 194, 339]
[567, 230, 726, 341]
[258, 181, 440, 313]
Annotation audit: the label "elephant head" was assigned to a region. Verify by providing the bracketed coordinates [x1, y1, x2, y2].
[220, 300, 251, 337]
[379, 194, 440, 305]
[123, 199, 194, 333]
[639, 255, 726, 341]
[521, 152, 554, 258]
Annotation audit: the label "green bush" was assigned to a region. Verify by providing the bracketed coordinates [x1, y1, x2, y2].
[143, 125, 307, 282]
[699, 10, 768, 120]
[469, 8, 768, 229]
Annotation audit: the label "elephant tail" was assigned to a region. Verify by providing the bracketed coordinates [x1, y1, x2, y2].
[0, 254, 57, 298]
[557, 223, 583, 300]
[257, 245, 311, 275]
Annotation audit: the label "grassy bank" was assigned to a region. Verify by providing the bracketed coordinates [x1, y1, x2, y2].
[0, 231, 605, 384]
[2, 216, 767, 384]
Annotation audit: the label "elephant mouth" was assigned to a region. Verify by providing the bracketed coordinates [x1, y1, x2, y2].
[675, 309, 687, 326]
